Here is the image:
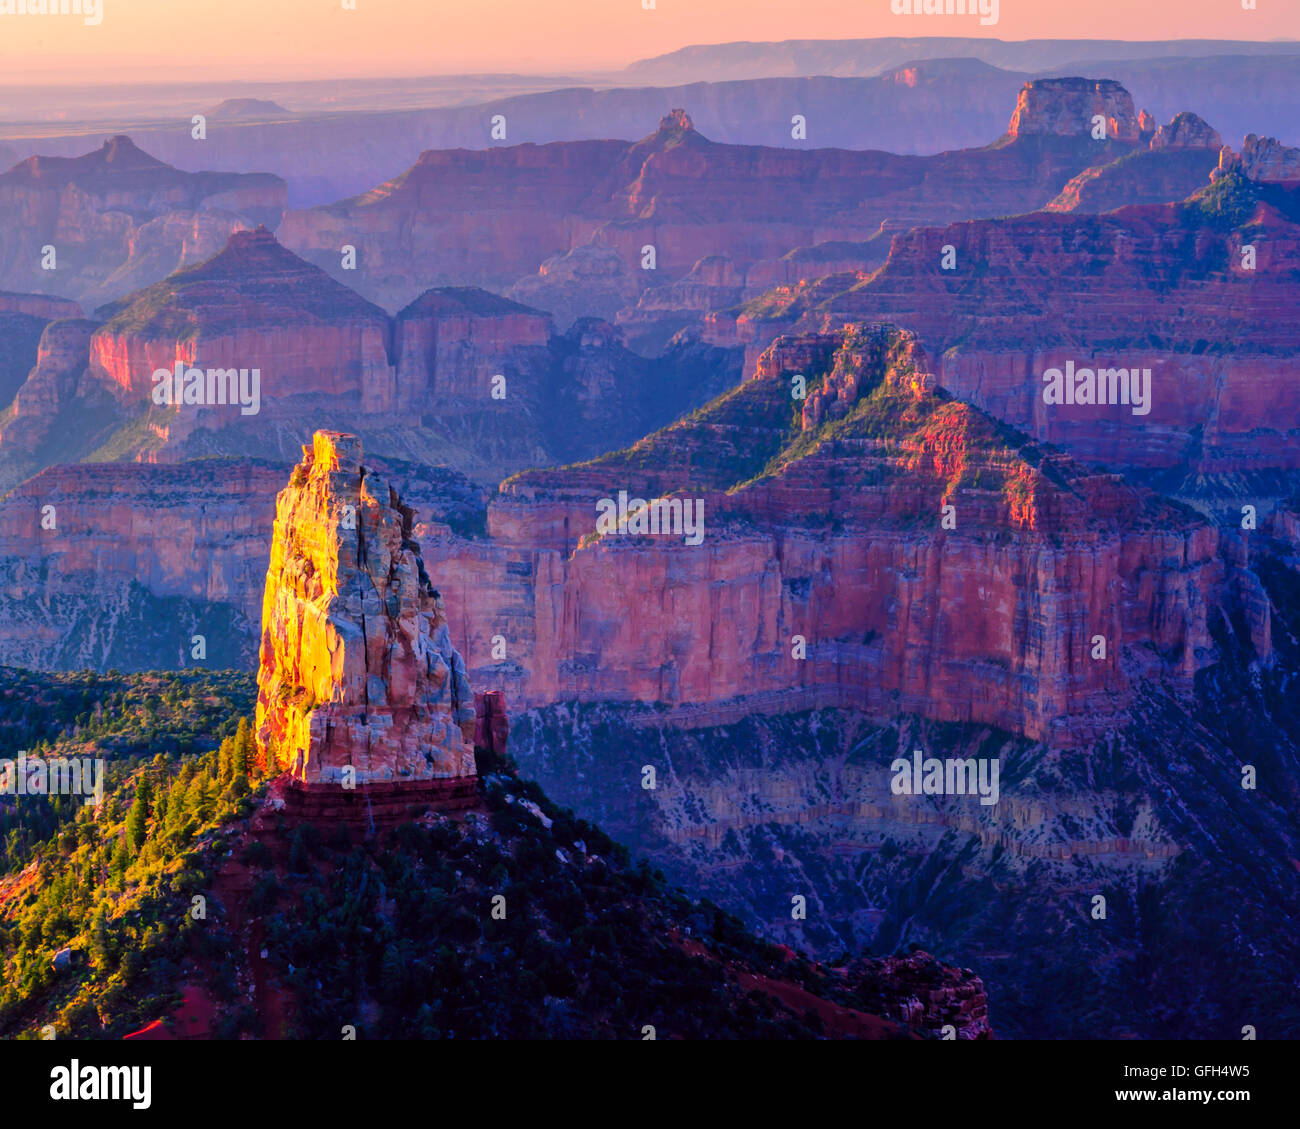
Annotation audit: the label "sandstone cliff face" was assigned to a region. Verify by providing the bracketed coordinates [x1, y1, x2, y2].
[0, 291, 82, 321]
[84, 226, 395, 415]
[1226, 134, 1300, 183]
[439, 327, 1236, 746]
[1007, 78, 1142, 141]
[0, 459, 280, 670]
[0, 136, 286, 306]
[254, 431, 477, 786]
[393, 288, 552, 415]
[0, 291, 84, 417]
[1149, 112, 1222, 151]
[2, 318, 99, 454]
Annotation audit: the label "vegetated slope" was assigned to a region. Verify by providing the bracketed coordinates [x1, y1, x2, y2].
[0, 670, 989, 1040]
[713, 171, 1300, 505]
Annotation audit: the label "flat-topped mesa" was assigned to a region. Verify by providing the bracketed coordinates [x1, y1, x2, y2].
[1007, 78, 1141, 142]
[0, 290, 83, 320]
[254, 431, 478, 792]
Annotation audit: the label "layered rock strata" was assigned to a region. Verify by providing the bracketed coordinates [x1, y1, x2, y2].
[706, 174, 1300, 491]
[0, 136, 286, 305]
[279, 84, 1149, 312]
[254, 431, 478, 787]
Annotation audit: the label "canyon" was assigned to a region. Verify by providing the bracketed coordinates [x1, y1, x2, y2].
[0, 77, 1260, 384]
[0, 136, 285, 308]
[277, 79, 1172, 320]
[1, 326, 1277, 750]
[0, 227, 743, 491]
[705, 151, 1300, 513]
[1, 56, 1298, 1042]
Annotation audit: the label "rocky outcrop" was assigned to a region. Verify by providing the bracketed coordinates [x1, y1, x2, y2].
[474, 690, 510, 760]
[847, 950, 992, 1039]
[1037, 111, 1226, 214]
[0, 291, 84, 416]
[1149, 112, 1222, 151]
[0, 136, 286, 305]
[254, 431, 478, 787]
[1224, 134, 1300, 183]
[0, 451, 496, 672]
[393, 287, 551, 415]
[1007, 78, 1141, 142]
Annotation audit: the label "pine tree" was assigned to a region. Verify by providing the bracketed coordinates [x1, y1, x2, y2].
[125, 776, 152, 853]
[232, 718, 252, 778]
[381, 943, 406, 998]
[108, 836, 131, 879]
[158, 782, 180, 836]
[88, 904, 114, 971]
[184, 775, 215, 824]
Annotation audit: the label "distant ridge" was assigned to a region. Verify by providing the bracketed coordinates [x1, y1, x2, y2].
[624, 38, 1300, 82]
[207, 97, 291, 118]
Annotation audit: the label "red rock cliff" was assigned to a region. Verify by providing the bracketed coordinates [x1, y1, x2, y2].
[719, 181, 1300, 480]
[439, 328, 1229, 744]
[254, 431, 478, 786]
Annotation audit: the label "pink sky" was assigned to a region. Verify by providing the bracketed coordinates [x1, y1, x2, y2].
[0, 0, 1296, 84]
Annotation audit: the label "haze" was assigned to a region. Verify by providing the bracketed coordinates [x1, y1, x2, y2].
[0, 0, 1296, 85]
